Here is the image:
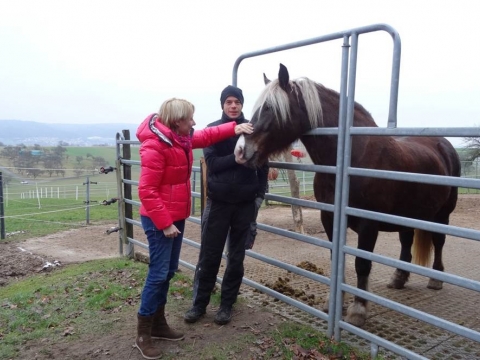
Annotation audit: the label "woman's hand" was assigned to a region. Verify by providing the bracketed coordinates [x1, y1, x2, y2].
[234, 123, 253, 135]
[163, 224, 181, 239]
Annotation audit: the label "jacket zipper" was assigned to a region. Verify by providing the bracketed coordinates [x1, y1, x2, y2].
[184, 147, 191, 218]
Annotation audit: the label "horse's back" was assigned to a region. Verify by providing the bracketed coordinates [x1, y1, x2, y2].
[315, 135, 460, 227]
[392, 136, 460, 178]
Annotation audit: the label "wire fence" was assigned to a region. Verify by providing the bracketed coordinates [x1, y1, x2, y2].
[1, 155, 479, 239]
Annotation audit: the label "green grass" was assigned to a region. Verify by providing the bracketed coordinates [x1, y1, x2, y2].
[65, 146, 140, 163]
[267, 322, 367, 359]
[0, 258, 148, 359]
[2, 197, 135, 241]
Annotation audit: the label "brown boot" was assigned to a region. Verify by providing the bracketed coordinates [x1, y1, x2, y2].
[151, 306, 185, 341]
[135, 314, 162, 359]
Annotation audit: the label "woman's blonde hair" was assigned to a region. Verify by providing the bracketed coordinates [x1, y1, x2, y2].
[158, 98, 195, 129]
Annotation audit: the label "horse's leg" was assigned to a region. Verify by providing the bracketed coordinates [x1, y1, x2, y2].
[387, 230, 413, 289]
[320, 211, 337, 313]
[346, 223, 379, 328]
[427, 232, 445, 290]
[427, 209, 450, 290]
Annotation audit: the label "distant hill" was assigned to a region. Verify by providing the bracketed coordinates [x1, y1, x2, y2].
[0, 119, 138, 146]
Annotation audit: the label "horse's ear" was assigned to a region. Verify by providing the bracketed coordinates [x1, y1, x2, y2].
[278, 63, 289, 90]
[263, 73, 271, 85]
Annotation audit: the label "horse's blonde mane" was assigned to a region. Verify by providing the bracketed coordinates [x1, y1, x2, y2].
[252, 77, 323, 128]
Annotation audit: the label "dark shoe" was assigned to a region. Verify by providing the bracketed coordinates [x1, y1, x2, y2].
[184, 306, 206, 323]
[151, 306, 184, 341]
[214, 306, 232, 325]
[135, 314, 162, 359]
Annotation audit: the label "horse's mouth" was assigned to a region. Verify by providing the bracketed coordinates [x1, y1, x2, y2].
[244, 151, 260, 169]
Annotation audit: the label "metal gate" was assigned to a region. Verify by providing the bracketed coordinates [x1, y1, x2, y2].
[114, 24, 480, 359]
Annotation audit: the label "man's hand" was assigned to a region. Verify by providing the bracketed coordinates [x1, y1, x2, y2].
[254, 196, 263, 209]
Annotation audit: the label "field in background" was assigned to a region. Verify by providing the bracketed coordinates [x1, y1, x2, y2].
[1, 145, 479, 239]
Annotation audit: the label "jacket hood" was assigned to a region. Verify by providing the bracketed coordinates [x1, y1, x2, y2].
[136, 113, 173, 146]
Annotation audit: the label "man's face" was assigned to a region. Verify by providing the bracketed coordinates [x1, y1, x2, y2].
[223, 96, 243, 119]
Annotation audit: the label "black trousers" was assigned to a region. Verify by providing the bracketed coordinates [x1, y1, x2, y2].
[192, 198, 255, 308]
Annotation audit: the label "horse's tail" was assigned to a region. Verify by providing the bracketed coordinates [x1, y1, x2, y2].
[412, 229, 433, 267]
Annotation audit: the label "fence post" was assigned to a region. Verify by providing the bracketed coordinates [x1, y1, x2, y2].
[0, 172, 5, 240]
[85, 175, 90, 224]
[122, 130, 134, 258]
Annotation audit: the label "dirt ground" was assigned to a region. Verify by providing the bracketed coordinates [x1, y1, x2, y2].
[1, 195, 479, 359]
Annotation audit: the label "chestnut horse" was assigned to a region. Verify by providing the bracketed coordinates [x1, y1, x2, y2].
[234, 64, 460, 327]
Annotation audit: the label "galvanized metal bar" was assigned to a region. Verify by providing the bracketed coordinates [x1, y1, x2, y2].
[345, 246, 480, 292]
[127, 237, 147, 249]
[265, 193, 334, 212]
[350, 126, 480, 137]
[245, 249, 331, 285]
[341, 321, 429, 360]
[349, 167, 480, 189]
[387, 29, 401, 128]
[186, 235, 331, 288]
[116, 139, 139, 145]
[306, 126, 480, 137]
[255, 223, 332, 249]
[231, 23, 400, 87]
[124, 199, 140, 207]
[341, 284, 480, 343]
[121, 159, 140, 166]
[329, 33, 351, 338]
[125, 218, 141, 228]
[346, 207, 480, 242]
[334, 31, 360, 341]
[268, 160, 336, 174]
[123, 179, 139, 186]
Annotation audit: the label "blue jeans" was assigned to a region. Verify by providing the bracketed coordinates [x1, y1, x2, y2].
[138, 216, 184, 316]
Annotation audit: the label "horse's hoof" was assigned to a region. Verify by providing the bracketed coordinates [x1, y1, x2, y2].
[427, 278, 443, 290]
[346, 303, 367, 328]
[387, 270, 408, 289]
[322, 292, 346, 313]
[387, 279, 405, 289]
[322, 299, 329, 313]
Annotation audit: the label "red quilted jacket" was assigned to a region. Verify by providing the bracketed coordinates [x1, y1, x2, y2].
[136, 113, 237, 230]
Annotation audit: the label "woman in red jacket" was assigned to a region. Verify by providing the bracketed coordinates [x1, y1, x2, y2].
[134, 98, 252, 359]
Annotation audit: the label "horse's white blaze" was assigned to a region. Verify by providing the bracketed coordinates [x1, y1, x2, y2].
[234, 135, 246, 163]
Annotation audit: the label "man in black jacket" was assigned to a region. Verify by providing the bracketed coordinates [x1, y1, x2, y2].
[184, 85, 269, 325]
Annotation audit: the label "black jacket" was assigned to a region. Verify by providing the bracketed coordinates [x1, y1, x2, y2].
[204, 112, 269, 204]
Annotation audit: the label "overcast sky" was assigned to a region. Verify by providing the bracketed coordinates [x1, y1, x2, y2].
[0, 1, 479, 146]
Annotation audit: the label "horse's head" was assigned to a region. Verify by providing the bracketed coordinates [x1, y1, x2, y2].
[235, 64, 322, 168]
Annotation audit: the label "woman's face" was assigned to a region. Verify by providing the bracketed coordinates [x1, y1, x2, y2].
[176, 114, 196, 136]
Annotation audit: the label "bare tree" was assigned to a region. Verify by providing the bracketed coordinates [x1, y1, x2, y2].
[73, 166, 85, 177]
[93, 156, 108, 168]
[29, 168, 44, 179]
[462, 135, 480, 161]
